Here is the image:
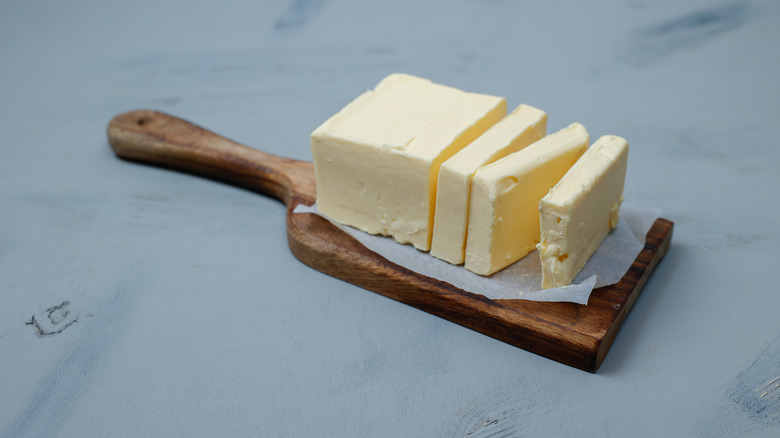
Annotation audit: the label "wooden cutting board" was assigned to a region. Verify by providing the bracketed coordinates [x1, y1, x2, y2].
[108, 110, 673, 373]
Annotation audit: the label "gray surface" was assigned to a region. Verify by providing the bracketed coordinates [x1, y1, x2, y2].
[1, 0, 779, 436]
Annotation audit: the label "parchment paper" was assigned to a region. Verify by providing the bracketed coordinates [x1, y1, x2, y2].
[293, 204, 660, 305]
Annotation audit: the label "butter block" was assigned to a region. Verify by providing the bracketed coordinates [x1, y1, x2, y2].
[537, 135, 628, 289]
[430, 104, 547, 265]
[464, 123, 589, 276]
[311, 73, 506, 250]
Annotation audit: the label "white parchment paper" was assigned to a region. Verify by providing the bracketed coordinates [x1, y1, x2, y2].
[293, 204, 660, 305]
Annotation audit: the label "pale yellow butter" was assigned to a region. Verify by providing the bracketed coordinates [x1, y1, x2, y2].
[537, 135, 629, 289]
[464, 123, 589, 276]
[430, 104, 547, 265]
[311, 74, 506, 250]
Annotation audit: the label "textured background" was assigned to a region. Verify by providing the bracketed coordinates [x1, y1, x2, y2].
[1, 0, 779, 436]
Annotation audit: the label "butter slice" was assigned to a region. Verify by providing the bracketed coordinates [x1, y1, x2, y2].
[464, 123, 589, 276]
[311, 74, 506, 250]
[537, 135, 628, 289]
[430, 104, 547, 265]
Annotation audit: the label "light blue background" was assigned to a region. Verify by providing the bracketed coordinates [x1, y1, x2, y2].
[1, 0, 779, 436]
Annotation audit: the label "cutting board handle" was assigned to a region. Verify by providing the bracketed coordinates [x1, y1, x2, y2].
[107, 110, 316, 207]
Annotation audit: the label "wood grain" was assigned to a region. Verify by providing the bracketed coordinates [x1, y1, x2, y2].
[108, 109, 673, 372]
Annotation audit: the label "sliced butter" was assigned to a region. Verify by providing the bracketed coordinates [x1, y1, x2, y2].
[537, 135, 628, 289]
[430, 104, 547, 265]
[311, 73, 506, 250]
[464, 123, 589, 276]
